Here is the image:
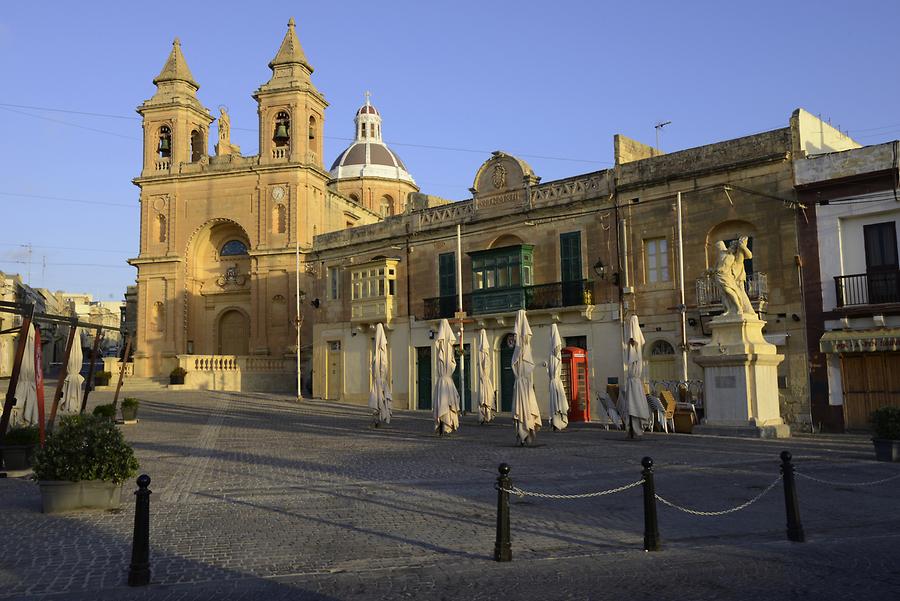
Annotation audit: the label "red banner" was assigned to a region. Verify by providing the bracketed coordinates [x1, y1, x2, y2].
[34, 327, 45, 446]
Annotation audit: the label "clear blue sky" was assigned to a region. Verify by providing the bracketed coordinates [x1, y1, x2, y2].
[2, 0, 899, 300]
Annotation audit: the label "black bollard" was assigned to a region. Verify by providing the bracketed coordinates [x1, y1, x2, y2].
[641, 456, 661, 551]
[128, 474, 152, 586]
[494, 463, 512, 562]
[780, 451, 805, 543]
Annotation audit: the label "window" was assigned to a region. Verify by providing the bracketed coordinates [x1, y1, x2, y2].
[273, 204, 287, 234]
[439, 253, 456, 297]
[308, 116, 316, 141]
[351, 265, 397, 300]
[470, 245, 533, 290]
[380, 195, 395, 217]
[157, 214, 167, 243]
[328, 267, 340, 300]
[560, 231, 582, 281]
[220, 240, 248, 256]
[864, 222, 898, 270]
[644, 238, 670, 283]
[349, 193, 360, 204]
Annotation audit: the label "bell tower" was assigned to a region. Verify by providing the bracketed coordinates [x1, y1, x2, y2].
[254, 18, 327, 168]
[137, 39, 213, 176]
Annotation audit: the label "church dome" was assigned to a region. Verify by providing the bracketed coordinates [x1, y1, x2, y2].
[329, 95, 415, 185]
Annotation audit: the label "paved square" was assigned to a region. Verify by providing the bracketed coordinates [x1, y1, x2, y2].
[1, 390, 898, 600]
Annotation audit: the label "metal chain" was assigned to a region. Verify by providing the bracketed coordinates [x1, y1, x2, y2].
[794, 471, 900, 487]
[654, 475, 782, 517]
[499, 479, 644, 500]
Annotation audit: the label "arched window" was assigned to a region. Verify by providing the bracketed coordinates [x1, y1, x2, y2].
[220, 240, 249, 256]
[349, 193, 360, 204]
[379, 195, 395, 217]
[157, 126, 171, 158]
[273, 111, 290, 147]
[308, 116, 316, 142]
[157, 214, 167, 243]
[190, 130, 203, 162]
[650, 340, 675, 356]
[274, 204, 287, 234]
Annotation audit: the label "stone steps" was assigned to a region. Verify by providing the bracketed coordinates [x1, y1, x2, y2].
[94, 376, 169, 392]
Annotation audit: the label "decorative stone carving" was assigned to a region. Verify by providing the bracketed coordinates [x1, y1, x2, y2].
[491, 164, 507, 189]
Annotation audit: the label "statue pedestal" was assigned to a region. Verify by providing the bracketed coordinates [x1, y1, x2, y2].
[694, 317, 790, 439]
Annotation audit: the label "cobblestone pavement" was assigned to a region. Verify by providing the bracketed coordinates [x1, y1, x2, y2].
[1, 390, 898, 600]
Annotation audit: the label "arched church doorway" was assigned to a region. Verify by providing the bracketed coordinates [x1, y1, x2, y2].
[647, 339, 676, 381]
[218, 310, 249, 355]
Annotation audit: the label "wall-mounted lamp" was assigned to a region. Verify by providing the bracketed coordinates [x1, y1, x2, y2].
[428, 329, 436, 340]
[687, 317, 697, 327]
[791, 314, 801, 322]
[311, 298, 320, 308]
[592, 259, 606, 280]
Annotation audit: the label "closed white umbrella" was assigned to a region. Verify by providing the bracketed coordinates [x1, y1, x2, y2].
[548, 323, 569, 431]
[620, 314, 650, 438]
[476, 329, 495, 424]
[432, 319, 460, 435]
[368, 323, 392, 426]
[13, 323, 37, 425]
[59, 327, 84, 414]
[512, 309, 541, 445]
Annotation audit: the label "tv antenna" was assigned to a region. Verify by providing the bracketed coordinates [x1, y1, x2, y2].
[655, 120, 672, 152]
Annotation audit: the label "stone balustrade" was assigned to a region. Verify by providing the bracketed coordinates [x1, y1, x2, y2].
[174, 354, 293, 392]
[103, 357, 134, 377]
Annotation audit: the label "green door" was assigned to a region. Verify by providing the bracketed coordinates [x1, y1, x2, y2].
[499, 334, 515, 412]
[416, 346, 432, 410]
[560, 231, 583, 306]
[452, 343, 472, 412]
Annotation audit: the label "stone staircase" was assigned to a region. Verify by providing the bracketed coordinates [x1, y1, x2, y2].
[94, 376, 169, 392]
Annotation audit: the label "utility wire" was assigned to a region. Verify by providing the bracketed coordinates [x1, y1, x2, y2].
[0, 191, 134, 208]
[0, 242, 132, 254]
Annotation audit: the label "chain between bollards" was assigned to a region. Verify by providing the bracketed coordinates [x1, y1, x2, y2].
[494, 463, 512, 562]
[128, 474, 152, 586]
[642, 456, 661, 551]
[780, 451, 805, 543]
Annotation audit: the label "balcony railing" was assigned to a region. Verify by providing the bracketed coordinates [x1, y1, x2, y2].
[422, 280, 595, 320]
[696, 272, 768, 307]
[835, 271, 900, 307]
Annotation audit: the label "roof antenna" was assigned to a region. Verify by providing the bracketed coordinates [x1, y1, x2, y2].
[655, 121, 672, 153]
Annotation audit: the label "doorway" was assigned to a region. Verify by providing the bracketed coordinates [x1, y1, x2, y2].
[416, 346, 432, 410]
[218, 310, 249, 355]
[326, 340, 342, 400]
[499, 333, 515, 412]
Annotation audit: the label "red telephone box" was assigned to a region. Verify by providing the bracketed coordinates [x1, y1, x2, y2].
[561, 346, 590, 422]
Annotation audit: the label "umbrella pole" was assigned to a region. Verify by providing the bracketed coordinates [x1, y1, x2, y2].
[80, 328, 103, 415]
[111, 334, 133, 415]
[0, 305, 35, 442]
[47, 317, 78, 432]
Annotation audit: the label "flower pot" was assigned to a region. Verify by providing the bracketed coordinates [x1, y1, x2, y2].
[170, 374, 184, 385]
[2, 444, 37, 470]
[94, 376, 110, 387]
[121, 405, 138, 421]
[39, 480, 123, 513]
[873, 438, 900, 462]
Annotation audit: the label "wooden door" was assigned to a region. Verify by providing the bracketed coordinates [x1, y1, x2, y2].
[218, 310, 249, 355]
[841, 353, 900, 429]
[416, 347, 432, 410]
[326, 341, 342, 400]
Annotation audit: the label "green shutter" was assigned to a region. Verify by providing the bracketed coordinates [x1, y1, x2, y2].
[560, 232, 582, 282]
[439, 253, 456, 297]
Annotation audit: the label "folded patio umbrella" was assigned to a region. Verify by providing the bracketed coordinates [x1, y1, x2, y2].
[548, 323, 569, 431]
[477, 329, 496, 424]
[368, 323, 392, 426]
[512, 310, 541, 445]
[432, 319, 460, 435]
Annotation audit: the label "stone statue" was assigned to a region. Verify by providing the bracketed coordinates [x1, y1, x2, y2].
[216, 108, 240, 156]
[713, 237, 755, 319]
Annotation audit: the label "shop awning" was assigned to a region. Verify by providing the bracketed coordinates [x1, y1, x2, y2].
[820, 328, 900, 354]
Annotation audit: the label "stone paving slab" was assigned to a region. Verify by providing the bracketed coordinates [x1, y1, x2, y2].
[1, 390, 898, 600]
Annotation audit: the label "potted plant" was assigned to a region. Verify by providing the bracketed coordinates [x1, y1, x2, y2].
[92, 403, 116, 421]
[1, 425, 40, 470]
[170, 366, 187, 385]
[871, 406, 900, 462]
[32, 414, 139, 513]
[121, 397, 139, 421]
[94, 371, 112, 387]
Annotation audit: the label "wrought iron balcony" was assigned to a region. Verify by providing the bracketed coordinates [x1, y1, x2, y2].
[835, 270, 900, 307]
[696, 272, 768, 307]
[422, 280, 595, 320]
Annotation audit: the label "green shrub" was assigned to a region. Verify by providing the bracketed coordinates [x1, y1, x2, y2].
[92, 404, 116, 419]
[121, 397, 139, 409]
[871, 406, 900, 440]
[32, 415, 138, 484]
[3, 425, 39, 445]
[170, 366, 187, 377]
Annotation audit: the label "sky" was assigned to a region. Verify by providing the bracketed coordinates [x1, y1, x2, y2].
[2, 0, 900, 301]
